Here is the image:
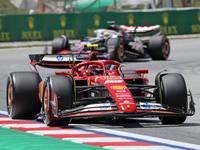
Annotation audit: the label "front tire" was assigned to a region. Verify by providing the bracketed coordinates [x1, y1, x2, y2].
[159, 73, 188, 124]
[148, 35, 170, 60]
[6, 72, 41, 119]
[106, 38, 125, 62]
[42, 75, 73, 126]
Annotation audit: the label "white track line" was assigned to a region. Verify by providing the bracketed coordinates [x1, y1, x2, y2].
[0, 118, 13, 121]
[63, 137, 134, 143]
[0, 124, 47, 128]
[0, 110, 8, 115]
[104, 146, 183, 150]
[83, 128, 200, 150]
[26, 130, 95, 135]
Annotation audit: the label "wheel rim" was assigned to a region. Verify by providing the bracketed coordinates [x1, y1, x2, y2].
[7, 82, 12, 111]
[43, 87, 48, 116]
[163, 41, 170, 55]
[118, 44, 124, 57]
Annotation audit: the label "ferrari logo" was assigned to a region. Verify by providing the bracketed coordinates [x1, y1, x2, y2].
[127, 14, 134, 25]
[28, 17, 34, 29]
[162, 13, 169, 25]
[94, 14, 100, 27]
[60, 16, 66, 28]
[197, 11, 200, 22]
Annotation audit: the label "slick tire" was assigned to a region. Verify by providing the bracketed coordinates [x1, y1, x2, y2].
[106, 38, 125, 62]
[148, 35, 170, 60]
[159, 73, 187, 124]
[6, 72, 41, 119]
[42, 75, 73, 126]
[52, 36, 70, 54]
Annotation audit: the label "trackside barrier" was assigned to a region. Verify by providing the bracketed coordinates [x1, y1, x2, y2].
[0, 8, 200, 42]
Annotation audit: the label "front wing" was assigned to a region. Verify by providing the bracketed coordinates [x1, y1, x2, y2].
[51, 92, 195, 119]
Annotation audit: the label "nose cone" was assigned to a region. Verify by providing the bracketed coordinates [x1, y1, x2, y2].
[106, 83, 137, 112]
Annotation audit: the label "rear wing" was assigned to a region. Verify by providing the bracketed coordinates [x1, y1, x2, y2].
[29, 45, 107, 69]
[29, 53, 89, 69]
[120, 25, 160, 34]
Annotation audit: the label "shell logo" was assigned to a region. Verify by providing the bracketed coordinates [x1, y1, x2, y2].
[111, 85, 126, 90]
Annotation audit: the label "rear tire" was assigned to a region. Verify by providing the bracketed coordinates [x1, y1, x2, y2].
[106, 38, 125, 62]
[42, 75, 73, 126]
[148, 35, 170, 60]
[52, 36, 70, 54]
[159, 73, 187, 124]
[6, 72, 41, 119]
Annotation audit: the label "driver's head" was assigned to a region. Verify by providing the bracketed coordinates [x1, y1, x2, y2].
[88, 65, 103, 76]
[107, 25, 119, 31]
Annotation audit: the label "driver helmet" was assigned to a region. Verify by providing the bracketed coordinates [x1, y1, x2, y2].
[107, 25, 119, 31]
[88, 65, 103, 76]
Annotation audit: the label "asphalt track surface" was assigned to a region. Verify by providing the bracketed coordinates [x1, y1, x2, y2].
[0, 38, 200, 149]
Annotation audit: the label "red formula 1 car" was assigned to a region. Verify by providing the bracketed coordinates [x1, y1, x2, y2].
[6, 46, 194, 126]
[51, 21, 170, 62]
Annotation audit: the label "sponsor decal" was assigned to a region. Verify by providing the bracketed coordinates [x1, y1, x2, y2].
[198, 11, 200, 22]
[95, 77, 122, 82]
[142, 102, 151, 109]
[111, 85, 126, 90]
[56, 55, 63, 61]
[162, 13, 169, 25]
[28, 17, 34, 29]
[116, 90, 126, 93]
[127, 14, 134, 25]
[115, 93, 132, 99]
[108, 45, 115, 53]
[94, 14, 101, 27]
[123, 100, 130, 104]
[0, 19, 2, 31]
[105, 80, 123, 84]
[160, 26, 178, 34]
[115, 94, 132, 98]
[100, 103, 109, 110]
[128, 40, 143, 52]
[53, 29, 75, 38]
[90, 82, 98, 85]
[87, 29, 96, 37]
[60, 16, 66, 28]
